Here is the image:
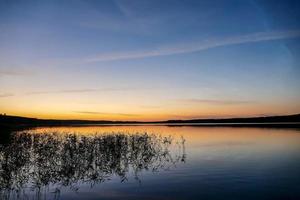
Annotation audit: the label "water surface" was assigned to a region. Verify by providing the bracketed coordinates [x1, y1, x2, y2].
[1, 126, 300, 200]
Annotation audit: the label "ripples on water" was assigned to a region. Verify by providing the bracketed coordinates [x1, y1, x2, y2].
[0, 126, 300, 200]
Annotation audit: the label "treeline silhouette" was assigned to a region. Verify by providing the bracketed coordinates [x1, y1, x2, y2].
[1, 113, 300, 128]
[166, 114, 300, 125]
[0, 131, 186, 200]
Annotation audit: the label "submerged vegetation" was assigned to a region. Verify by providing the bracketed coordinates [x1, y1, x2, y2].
[0, 131, 186, 199]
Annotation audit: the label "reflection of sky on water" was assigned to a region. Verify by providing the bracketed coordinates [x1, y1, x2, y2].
[1, 126, 300, 199]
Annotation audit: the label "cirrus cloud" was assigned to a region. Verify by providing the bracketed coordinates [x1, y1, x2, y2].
[179, 98, 255, 105]
[73, 111, 140, 117]
[85, 30, 300, 62]
[0, 93, 14, 98]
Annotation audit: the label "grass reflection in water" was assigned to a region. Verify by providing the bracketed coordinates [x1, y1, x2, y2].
[0, 131, 186, 199]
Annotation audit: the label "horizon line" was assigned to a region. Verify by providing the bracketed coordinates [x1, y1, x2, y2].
[1, 113, 299, 123]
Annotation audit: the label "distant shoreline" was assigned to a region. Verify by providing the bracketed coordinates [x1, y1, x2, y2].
[1, 114, 300, 128]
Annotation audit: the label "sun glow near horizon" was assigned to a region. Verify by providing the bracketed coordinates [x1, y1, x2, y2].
[1, 93, 299, 121]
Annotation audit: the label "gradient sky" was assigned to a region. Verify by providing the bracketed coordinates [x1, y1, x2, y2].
[0, 0, 300, 121]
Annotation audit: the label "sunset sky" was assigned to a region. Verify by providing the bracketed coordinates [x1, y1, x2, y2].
[0, 0, 300, 121]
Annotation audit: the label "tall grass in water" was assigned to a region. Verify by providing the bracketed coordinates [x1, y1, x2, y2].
[0, 131, 186, 199]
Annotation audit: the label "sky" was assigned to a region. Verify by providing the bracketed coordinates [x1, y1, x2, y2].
[0, 0, 300, 121]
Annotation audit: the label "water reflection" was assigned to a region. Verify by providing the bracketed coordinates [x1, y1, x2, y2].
[0, 131, 186, 199]
[1, 126, 300, 200]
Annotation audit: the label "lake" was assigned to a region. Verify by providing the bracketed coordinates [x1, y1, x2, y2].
[1, 125, 300, 200]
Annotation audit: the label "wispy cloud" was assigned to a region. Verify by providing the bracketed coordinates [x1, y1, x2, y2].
[114, 0, 134, 18]
[179, 99, 255, 105]
[86, 30, 300, 62]
[25, 88, 137, 95]
[140, 105, 161, 109]
[0, 93, 14, 98]
[0, 68, 31, 76]
[73, 111, 140, 117]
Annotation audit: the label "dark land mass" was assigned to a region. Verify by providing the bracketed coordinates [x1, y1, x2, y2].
[1, 113, 300, 128]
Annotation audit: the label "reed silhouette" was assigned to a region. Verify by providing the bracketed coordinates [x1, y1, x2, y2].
[0, 131, 186, 200]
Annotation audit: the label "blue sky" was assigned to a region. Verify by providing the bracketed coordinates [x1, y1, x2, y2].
[0, 0, 300, 120]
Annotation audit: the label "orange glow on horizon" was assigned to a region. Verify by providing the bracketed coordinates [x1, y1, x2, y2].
[1, 92, 300, 121]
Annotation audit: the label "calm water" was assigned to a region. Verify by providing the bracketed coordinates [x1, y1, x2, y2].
[1, 126, 300, 200]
